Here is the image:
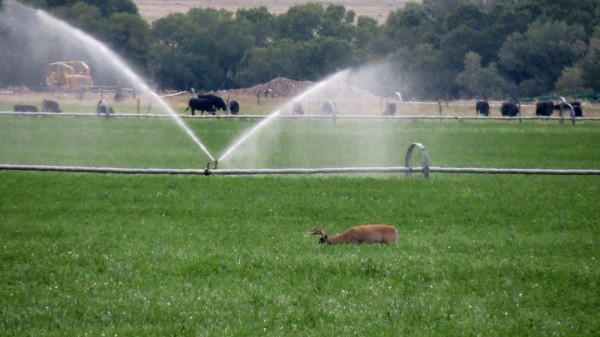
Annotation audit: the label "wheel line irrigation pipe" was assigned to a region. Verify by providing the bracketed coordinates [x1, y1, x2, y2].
[1, 164, 599, 178]
[2, 143, 599, 178]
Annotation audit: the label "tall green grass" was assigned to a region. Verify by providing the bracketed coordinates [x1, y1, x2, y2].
[1, 116, 599, 169]
[0, 115, 599, 336]
[1, 173, 598, 336]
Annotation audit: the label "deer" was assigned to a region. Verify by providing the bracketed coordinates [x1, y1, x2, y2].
[309, 224, 398, 245]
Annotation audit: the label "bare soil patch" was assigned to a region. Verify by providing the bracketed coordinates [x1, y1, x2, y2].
[133, 0, 414, 23]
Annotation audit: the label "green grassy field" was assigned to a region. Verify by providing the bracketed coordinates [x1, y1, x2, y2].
[1, 115, 599, 169]
[1, 115, 599, 336]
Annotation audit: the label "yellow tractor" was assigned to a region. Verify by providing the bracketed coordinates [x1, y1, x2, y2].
[45, 61, 94, 89]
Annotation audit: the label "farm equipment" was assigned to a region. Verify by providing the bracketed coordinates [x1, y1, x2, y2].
[45, 61, 93, 89]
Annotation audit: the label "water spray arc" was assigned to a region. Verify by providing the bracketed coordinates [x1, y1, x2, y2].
[217, 70, 349, 163]
[6, 1, 216, 162]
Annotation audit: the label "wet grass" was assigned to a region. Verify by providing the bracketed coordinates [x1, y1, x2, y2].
[0, 115, 599, 336]
[1, 172, 598, 336]
[1, 116, 599, 169]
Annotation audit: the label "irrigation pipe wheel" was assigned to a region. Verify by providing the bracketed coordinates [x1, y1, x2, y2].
[404, 143, 430, 179]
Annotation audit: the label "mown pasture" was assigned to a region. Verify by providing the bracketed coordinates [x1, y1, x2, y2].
[1, 114, 599, 336]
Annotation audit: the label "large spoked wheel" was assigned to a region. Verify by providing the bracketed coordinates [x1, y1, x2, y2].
[404, 143, 430, 179]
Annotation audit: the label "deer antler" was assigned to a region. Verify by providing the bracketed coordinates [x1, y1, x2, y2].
[308, 224, 325, 236]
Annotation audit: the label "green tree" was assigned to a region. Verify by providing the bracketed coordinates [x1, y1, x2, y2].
[354, 16, 380, 52]
[303, 37, 362, 77]
[321, 4, 355, 41]
[51, 2, 105, 34]
[20, 0, 138, 17]
[391, 44, 455, 99]
[384, 3, 433, 53]
[50, 2, 150, 74]
[554, 67, 590, 95]
[440, 4, 497, 69]
[456, 52, 507, 98]
[276, 2, 324, 41]
[498, 20, 586, 96]
[235, 7, 275, 47]
[106, 12, 151, 67]
[235, 40, 302, 86]
[151, 8, 256, 90]
[572, 28, 600, 93]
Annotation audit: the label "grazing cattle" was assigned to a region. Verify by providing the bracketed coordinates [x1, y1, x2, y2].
[309, 224, 398, 245]
[501, 102, 520, 117]
[555, 101, 584, 118]
[535, 101, 555, 116]
[229, 100, 240, 115]
[475, 100, 490, 116]
[13, 104, 38, 112]
[198, 94, 227, 112]
[42, 99, 61, 113]
[572, 101, 583, 117]
[186, 98, 216, 116]
[292, 102, 304, 115]
[384, 102, 396, 116]
[321, 101, 337, 115]
[96, 99, 114, 115]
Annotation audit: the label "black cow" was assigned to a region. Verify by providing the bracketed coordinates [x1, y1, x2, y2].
[13, 104, 38, 112]
[292, 102, 304, 115]
[384, 102, 396, 116]
[186, 98, 216, 116]
[322, 101, 337, 115]
[42, 99, 61, 113]
[572, 101, 583, 117]
[197, 94, 226, 112]
[96, 99, 114, 115]
[475, 100, 490, 116]
[535, 101, 555, 116]
[501, 102, 520, 117]
[229, 100, 240, 115]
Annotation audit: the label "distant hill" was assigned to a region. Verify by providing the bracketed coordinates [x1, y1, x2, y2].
[133, 0, 414, 23]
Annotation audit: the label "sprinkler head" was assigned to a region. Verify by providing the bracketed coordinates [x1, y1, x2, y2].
[204, 161, 217, 176]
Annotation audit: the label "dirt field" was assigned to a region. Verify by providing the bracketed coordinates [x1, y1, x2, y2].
[133, 0, 415, 22]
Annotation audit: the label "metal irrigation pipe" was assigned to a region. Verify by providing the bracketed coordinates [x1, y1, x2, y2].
[1, 142, 599, 178]
[2, 164, 599, 177]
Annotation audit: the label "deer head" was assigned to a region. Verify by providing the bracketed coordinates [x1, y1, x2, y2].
[308, 224, 329, 244]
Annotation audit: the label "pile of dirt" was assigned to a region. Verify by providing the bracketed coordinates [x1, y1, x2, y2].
[220, 77, 313, 99]
[220, 76, 380, 101]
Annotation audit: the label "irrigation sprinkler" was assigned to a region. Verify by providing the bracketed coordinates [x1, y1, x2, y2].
[205, 160, 218, 175]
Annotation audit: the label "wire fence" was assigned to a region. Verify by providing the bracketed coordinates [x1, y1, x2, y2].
[2, 111, 600, 122]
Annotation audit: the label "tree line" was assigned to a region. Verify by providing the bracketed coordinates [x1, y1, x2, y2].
[3, 0, 600, 100]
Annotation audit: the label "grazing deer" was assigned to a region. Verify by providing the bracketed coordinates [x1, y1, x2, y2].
[309, 224, 398, 245]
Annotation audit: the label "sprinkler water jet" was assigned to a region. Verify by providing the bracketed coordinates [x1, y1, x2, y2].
[1, 0, 216, 163]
